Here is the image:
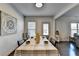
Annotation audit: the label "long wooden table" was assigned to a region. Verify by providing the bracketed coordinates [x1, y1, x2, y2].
[14, 37, 59, 56]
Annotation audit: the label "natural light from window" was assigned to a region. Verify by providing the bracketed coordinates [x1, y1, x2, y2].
[71, 23, 79, 37]
[43, 23, 49, 35]
[28, 22, 36, 37]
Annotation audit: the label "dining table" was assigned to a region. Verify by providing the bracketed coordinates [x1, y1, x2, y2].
[14, 37, 60, 56]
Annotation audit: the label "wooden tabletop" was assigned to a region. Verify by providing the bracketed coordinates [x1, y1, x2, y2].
[14, 37, 59, 56]
[16, 37, 58, 51]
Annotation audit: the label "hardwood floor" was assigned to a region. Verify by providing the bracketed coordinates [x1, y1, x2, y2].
[9, 42, 79, 56]
[56, 42, 79, 56]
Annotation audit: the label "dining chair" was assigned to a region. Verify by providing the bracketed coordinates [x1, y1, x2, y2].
[17, 40, 24, 46]
[49, 37, 56, 46]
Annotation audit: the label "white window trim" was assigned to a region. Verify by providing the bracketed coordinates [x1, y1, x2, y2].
[42, 22, 50, 36]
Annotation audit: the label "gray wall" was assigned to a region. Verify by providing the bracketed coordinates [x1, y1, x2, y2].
[56, 16, 79, 41]
[0, 4, 24, 55]
[24, 16, 55, 38]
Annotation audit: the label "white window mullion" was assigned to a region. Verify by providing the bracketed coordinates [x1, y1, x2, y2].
[71, 23, 77, 37]
[43, 23, 49, 36]
[28, 22, 36, 37]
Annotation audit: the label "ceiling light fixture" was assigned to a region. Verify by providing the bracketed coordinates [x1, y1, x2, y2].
[35, 3, 43, 8]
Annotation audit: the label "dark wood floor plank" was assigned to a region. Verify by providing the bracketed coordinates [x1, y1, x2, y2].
[56, 42, 79, 56]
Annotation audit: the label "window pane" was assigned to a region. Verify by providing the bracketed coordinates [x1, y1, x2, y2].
[28, 22, 35, 29]
[71, 23, 77, 29]
[43, 23, 49, 35]
[28, 22, 36, 37]
[78, 24, 79, 29]
[28, 29, 35, 37]
[71, 30, 77, 37]
[77, 30, 79, 34]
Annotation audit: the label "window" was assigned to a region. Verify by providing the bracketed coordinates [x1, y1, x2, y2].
[43, 23, 49, 35]
[71, 23, 79, 37]
[28, 22, 36, 37]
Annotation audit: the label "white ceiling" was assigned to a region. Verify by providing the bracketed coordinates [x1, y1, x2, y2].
[64, 4, 79, 16]
[10, 3, 72, 16]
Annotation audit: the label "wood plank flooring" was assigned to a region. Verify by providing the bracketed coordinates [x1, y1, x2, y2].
[56, 42, 79, 56]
